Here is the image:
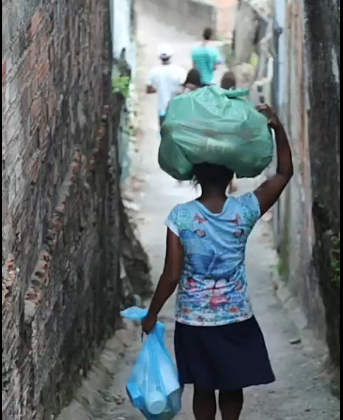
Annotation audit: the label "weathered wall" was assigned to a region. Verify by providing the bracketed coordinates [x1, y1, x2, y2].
[274, 0, 326, 340]
[111, 0, 137, 75]
[233, 0, 273, 67]
[2, 1, 150, 419]
[138, 0, 217, 37]
[110, 0, 137, 183]
[303, 0, 340, 367]
[274, 0, 340, 368]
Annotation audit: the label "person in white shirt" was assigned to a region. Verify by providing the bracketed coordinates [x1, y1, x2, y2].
[147, 44, 187, 128]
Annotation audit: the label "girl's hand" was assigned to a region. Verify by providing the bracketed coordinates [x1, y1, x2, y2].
[257, 104, 280, 129]
[142, 313, 158, 335]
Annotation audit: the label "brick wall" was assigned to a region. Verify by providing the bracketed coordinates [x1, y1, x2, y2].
[2, 0, 138, 418]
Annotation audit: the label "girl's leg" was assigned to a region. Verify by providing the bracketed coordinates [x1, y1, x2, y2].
[193, 388, 217, 420]
[219, 390, 244, 420]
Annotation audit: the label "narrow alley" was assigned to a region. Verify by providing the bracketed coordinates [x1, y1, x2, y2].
[58, 10, 339, 420]
[2, 0, 340, 418]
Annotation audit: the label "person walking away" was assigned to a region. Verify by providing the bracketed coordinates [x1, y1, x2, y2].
[192, 28, 223, 87]
[221, 71, 239, 194]
[183, 68, 203, 93]
[221, 71, 237, 90]
[142, 104, 293, 420]
[146, 44, 186, 128]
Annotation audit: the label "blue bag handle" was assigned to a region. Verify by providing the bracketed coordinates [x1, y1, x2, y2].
[121, 307, 166, 340]
[121, 307, 149, 320]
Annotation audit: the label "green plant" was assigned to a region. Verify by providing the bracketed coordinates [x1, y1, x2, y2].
[112, 76, 131, 98]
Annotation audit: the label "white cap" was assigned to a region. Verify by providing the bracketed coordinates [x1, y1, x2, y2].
[158, 44, 173, 60]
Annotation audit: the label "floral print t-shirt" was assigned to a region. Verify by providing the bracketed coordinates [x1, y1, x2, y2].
[165, 193, 261, 327]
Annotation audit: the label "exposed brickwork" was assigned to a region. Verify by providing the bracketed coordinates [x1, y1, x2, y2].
[2, 0, 133, 419]
[2, 257, 21, 420]
[3, 0, 105, 295]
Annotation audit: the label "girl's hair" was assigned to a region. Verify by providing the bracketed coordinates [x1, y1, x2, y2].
[193, 163, 234, 188]
[221, 71, 237, 90]
[203, 28, 214, 41]
[184, 69, 202, 88]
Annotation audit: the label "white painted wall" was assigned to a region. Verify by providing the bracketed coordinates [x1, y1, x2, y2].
[275, 0, 287, 110]
[110, 0, 137, 74]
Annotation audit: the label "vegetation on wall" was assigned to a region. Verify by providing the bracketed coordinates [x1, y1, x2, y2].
[113, 76, 131, 98]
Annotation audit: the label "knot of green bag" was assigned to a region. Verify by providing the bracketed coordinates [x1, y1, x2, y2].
[224, 88, 250, 98]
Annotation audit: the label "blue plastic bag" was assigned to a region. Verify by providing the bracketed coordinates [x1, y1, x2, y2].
[121, 307, 182, 420]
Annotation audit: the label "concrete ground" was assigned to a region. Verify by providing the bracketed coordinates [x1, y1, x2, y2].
[58, 11, 340, 420]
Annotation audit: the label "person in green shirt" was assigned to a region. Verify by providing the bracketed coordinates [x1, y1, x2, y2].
[192, 28, 223, 86]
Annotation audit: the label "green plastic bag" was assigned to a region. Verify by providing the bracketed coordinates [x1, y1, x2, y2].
[159, 86, 274, 181]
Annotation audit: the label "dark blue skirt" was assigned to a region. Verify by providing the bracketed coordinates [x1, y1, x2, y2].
[174, 317, 275, 391]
